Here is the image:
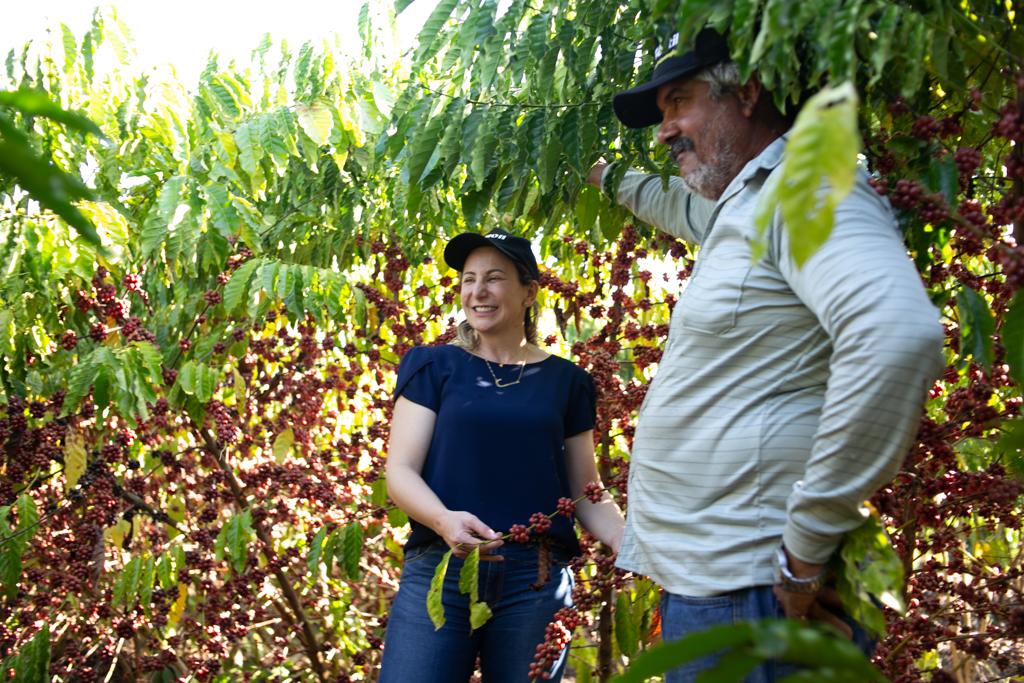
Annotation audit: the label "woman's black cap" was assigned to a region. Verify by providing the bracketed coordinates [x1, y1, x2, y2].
[443, 228, 541, 281]
[612, 28, 731, 129]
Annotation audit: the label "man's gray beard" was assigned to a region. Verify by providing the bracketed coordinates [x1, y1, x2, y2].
[680, 155, 737, 200]
[679, 117, 740, 200]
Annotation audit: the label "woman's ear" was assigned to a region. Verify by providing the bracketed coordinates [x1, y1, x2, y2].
[525, 280, 540, 307]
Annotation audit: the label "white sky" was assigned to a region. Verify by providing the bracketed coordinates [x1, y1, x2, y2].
[1, 0, 437, 83]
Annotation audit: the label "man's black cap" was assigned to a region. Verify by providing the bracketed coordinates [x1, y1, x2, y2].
[444, 228, 541, 281]
[613, 28, 731, 129]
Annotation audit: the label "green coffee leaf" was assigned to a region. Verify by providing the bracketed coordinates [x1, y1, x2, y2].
[0, 88, 101, 136]
[835, 512, 905, 638]
[406, 107, 449, 186]
[470, 601, 493, 630]
[413, 0, 459, 68]
[1, 624, 49, 683]
[614, 591, 639, 658]
[223, 257, 262, 313]
[427, 549, 452, 630]
[138, 555, 156, 607]
[226, 511, 253, 574]
[0, 507, 22, 598]
[14, 495, 37, 544]
[60, 352, 99, 417]
[141, 175, 186, 258]
[1001, 290, 1024, 387]
[272, 428, 294, 464]
[994, 418, 1024, 481]
[695, 653, 760, 683]
[754, 82, 860, 267]
[235, 121, 262, 175]
[458, 546, 480, 603]
[307, 526, 328, 582]
[956, 285, 995, 371]
[340, 522, 363, 580]
[612, 622, 754, 682]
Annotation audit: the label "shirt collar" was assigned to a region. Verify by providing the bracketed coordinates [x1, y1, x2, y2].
[717, 134, 788, 203]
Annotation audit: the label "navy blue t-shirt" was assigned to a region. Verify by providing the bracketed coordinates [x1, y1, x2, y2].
[394, 344, 596, 554]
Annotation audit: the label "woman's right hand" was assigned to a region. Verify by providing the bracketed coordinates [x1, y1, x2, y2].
[435, 510, 504, 559]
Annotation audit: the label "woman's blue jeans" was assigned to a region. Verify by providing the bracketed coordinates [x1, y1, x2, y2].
[379, 541, 574, 683]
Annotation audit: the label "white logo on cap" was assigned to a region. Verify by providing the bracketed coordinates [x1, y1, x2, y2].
[487, 234, 508, 240]
[654, 32, 680, 62]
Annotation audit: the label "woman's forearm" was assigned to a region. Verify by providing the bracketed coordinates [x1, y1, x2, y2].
[385, 462, 451, 534]
[575, 494, 625, 554]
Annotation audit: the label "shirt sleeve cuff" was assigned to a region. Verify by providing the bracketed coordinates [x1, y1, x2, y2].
[782, 522, 841, 566]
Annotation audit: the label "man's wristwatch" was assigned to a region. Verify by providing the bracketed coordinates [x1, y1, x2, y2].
[773, 545, 826, 594]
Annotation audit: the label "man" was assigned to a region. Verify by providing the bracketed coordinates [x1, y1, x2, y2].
[586, 28, 944, 681]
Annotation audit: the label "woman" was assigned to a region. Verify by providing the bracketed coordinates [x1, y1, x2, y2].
[379, 228, 624, 682]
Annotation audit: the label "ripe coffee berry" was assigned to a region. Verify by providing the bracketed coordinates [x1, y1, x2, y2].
[60, 330, 79, 350]
[122, 273, 142, 292]
[529, 512, 551, 535]
[583, 481, 603, 503]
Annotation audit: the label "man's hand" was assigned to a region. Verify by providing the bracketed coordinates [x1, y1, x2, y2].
[773, 549, 853, 639]
[434, 510, 504, 560]
[586, 160, 608, 189]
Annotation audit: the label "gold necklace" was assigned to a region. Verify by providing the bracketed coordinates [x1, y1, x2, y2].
[483, 356, 526, 388]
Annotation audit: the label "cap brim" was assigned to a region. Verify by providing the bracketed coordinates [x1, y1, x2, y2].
[613, 28, 731, 129]
[613, 63, 704, 129]
[443, 233, 493, 272]
[612, 76, 671, 129]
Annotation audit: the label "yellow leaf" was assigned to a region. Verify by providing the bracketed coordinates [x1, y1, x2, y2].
[273, 428, 294, 464]
[297, 101, 334, 146]
[64, 429, 87, 492]
[165, 496, 186, 538]
[337, 101, 365, 147]
[165, 496, 186, 523]
[332, 148, 349, 171]
[233, 369, 246, 403]
[214, 131, 238, 168]
[167, 584, 188, 627]
[753, 81, 860, 267]
[105, 517, 132, 549]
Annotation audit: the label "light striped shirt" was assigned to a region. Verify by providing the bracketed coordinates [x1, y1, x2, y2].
[610, 137, 945, 596]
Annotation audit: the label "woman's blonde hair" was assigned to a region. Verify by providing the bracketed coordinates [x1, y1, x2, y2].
[452, 260, 539, 351]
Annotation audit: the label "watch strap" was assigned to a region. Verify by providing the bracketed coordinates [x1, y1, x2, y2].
[774, 546, 826, 594]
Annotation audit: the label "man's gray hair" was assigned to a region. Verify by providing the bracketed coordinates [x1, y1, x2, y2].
[695, 61, 742, 100]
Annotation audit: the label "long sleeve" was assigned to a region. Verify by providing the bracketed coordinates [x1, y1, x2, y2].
[607, 167, 717, 245]
[773, 176, 946, 563]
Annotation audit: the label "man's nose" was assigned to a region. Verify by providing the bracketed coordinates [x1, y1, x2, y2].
[656, 117, 677, 146]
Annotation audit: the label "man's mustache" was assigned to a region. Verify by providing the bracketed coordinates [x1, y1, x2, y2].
[670, 138, 696, 157]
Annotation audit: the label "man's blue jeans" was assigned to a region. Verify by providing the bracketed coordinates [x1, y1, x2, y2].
[659, 586, 874, 683]
[379, 541, 574, 683]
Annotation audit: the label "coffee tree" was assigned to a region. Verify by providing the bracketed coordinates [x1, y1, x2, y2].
[0, 1, 1021, 681]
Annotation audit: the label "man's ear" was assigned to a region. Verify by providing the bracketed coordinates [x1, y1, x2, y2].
[736, 78, 763, 118]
